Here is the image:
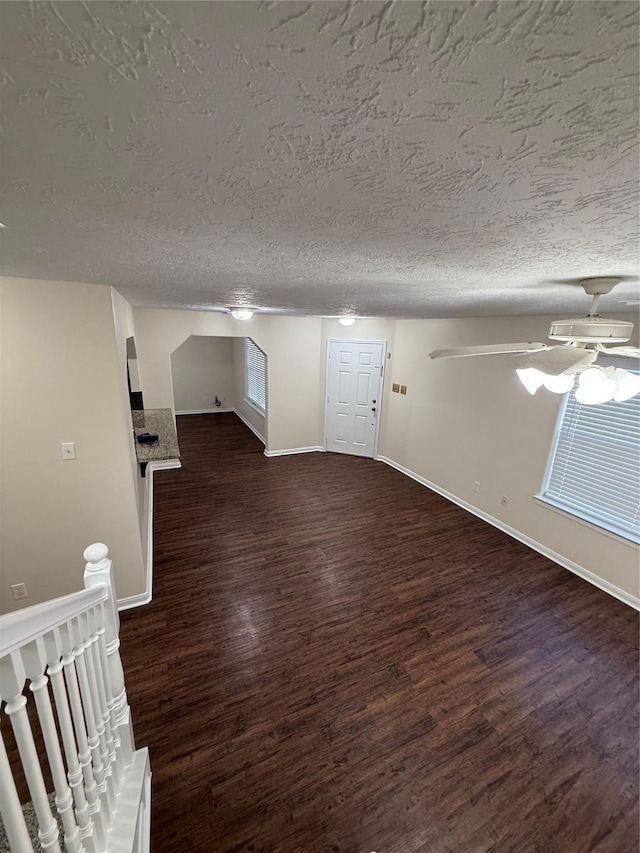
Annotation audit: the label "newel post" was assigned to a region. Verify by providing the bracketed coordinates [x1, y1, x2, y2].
[83, 544, 135, 764]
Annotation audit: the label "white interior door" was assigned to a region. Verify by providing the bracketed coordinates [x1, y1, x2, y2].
[325, 339, 385, 458]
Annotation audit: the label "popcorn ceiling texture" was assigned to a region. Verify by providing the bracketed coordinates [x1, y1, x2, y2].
[0, 1, 638, 317]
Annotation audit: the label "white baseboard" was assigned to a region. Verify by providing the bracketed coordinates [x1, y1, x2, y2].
[264, 446, 325, 458]
[233, 409, 266, 445]
[175, 408, 234, 415]
[118, 459, 181, 612]
[376, 456, 640, 611]
[176, 407, 266, 445]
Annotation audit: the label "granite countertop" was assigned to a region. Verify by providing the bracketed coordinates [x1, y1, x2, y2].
[133, 408, 180, 463]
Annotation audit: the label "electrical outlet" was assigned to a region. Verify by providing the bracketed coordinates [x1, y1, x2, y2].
[473, 481, 480, 492]
[12, 583, 28, 600]
[501, 495, 509, 507]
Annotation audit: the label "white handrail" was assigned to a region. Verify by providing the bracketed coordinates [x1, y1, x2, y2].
[0, 586, 108, 658]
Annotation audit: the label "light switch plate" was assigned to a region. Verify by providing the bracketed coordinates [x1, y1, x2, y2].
[61, 442, 76, 460]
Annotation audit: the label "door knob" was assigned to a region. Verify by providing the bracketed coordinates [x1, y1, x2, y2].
[371, 406, 377, 412]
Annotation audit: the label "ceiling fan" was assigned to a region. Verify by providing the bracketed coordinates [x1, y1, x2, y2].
[430, 277, 640, 404]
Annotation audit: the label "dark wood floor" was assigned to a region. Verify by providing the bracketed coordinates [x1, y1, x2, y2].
[119, 413, 639, 853]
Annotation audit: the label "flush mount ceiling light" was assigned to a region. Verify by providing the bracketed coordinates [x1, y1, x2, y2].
[338, 316, 356, 327]
[229, 308, 254, 321]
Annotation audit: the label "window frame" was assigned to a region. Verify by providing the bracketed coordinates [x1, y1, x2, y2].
[535, 358, 640, 546]
[243, 337, 266, 415]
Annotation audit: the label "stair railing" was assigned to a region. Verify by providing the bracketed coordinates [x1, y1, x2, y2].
[0, 544, 147, 853]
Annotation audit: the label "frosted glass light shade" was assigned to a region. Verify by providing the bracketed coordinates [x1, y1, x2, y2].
[516, 368, 546, 395]
[516, 368, 573, 395]
[579, 367, 605, 385]
[338, 316, 356, 326]
[542, 373, 575, 394]
[230, 308, 254, 321]
[576, 367, 616, 405]
[612, 368, 640, 402]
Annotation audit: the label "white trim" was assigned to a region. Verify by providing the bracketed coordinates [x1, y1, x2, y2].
[376, 455, 640, 611]
[264, 446, 324, 458]
[174, 407, 267, 446]
[324, 338, 387, 459]
[244, 337, 267, 413]
[534, 494, 639, 548]
[234, 408, 266, 445]
[118, 459, 181, 612]
[538, 385, 640, 545]
[244, 396, 266, 417]
[175, 408, 234, 415]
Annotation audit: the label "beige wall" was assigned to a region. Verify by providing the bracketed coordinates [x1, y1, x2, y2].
[3, 280, 633, 611]
[171, 335, 235, 412]
[379, 315, 639, 601]
[133, 309, 323, 452]
[0, 277, 146, 613]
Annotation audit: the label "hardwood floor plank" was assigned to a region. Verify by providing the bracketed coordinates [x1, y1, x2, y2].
[119, 413, 639, 853]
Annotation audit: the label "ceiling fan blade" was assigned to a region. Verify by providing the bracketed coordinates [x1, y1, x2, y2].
[429, 342, 550, 360]
[518, 346, 597, 375]
[598, 345, 640, 359]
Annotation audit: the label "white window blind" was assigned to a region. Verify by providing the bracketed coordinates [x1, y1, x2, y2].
[541, 371, 640, 543]
[244, 338, 266, 412]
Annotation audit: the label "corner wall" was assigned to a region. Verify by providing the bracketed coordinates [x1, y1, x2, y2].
[0, 277, 146, 612]
[379, 315, 639, 604]
[171, 335, 235, 412]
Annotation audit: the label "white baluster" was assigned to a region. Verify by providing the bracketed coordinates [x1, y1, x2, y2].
[94, 601, 122, 782]
[87, 605, 120, 794]
[0, 651, 61, 853]
[58, 622, 107, 850]
[72, 611, 115, 821]
[83, 544, 134, 766]
[47, 645, 99, 853]
[0, 723, 33, 852]
[21, 636, 82, 853]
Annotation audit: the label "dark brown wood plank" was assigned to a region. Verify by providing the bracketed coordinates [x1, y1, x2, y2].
[119, 413, 639, 853]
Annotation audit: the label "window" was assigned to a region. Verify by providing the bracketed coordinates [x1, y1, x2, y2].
[244, 338, 266, 413]
[538, 363, 640, 543]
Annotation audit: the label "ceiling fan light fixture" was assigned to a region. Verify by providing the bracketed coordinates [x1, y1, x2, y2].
[516, 368, 546, 395]
[579, 367, 606, 385]
[338, 316, 356, 327]
[612, 368, 640, 402]
[230, 308, 254, 321]
[542, 373, 575, 394]
[575, 367, 616, 405]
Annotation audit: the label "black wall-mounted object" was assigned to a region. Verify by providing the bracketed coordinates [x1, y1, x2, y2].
[130, 391, 144, 411]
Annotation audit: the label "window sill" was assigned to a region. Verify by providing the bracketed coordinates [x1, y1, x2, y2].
[533, 494, 639, 548]
[244, 397, 265, 417]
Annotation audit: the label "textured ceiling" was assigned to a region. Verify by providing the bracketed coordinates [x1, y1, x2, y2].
[0, 1, 638, 318]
